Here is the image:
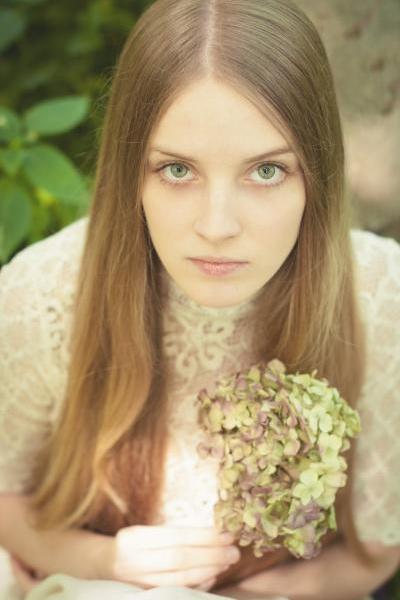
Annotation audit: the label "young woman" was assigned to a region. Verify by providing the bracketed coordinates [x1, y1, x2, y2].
[0, 0, 399, 599]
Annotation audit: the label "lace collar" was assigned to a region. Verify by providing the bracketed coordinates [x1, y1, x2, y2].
[159, 266, 261, 320]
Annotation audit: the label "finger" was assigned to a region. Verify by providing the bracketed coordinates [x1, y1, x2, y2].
[9, 555, 34, 573]
[195, 576, 217, 591]
[124, 525, 235, 548]
[128, 544, 240, 573]
[10, 556, 46, 583]
[134, 564, 227, 588]
[10, 555, 46, 579]
[10, 557, 39, 592]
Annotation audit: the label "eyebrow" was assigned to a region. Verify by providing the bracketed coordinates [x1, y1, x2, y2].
[149, 146, 295, 164]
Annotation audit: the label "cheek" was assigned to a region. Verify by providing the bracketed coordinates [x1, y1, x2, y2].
[144, 207, 186, 242]
[247, 184, 305, 269]
[250, 190, 305, 241]
[142, 192, 188, 252]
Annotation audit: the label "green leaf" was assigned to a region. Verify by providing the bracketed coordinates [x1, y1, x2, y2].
[0, 148, 26, 176]
[22, 144, 88, 206]
[0, 10, 26, 53]
[24, 96, 90, 136]
[26, 201, 52, 244]
[0, 107, 22, 142]
[0, 178, 32, 263]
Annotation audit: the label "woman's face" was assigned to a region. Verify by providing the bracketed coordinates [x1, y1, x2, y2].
[142, 77, 306, 308]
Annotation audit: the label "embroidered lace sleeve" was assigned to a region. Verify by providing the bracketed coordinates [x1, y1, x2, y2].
[0, 219, 87, 493]
[350, 229, 400, 546]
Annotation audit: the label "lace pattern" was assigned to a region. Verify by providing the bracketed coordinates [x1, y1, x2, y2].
[349, 230, 400, 545]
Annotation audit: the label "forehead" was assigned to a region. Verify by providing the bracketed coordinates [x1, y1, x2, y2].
[148, 78, 294, 157]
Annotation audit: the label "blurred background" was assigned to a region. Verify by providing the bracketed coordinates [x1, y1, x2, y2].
[0, 0, 399, 596]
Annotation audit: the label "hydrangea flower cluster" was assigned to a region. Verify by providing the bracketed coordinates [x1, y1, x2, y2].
[195, 358, 361, 560]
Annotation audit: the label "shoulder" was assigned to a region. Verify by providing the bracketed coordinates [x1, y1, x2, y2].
[350, 228, 400, 322]
[0, 216, 89, 333]
[350, 228, 400, 369]
[350, 228, 400, 286]
[0, 215, 89, 291]
[0, 216, 89, 401]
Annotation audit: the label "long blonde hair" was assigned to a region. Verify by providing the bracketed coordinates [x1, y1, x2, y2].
[29, 0, 376, 567]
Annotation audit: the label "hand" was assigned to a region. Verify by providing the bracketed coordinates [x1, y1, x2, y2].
[9, 554, 47, 594]
[105, 525, 241, 590]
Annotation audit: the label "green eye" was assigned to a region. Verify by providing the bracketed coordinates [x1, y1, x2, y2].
[258, 165, 276, 179]
[158, 163, 191, 186]
[169, 164, 188, 178]
[251, 163, 287, 187]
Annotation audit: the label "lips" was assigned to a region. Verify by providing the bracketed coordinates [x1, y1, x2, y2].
[189, 258, 248, 277]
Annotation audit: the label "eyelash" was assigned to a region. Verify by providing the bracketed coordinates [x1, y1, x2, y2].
[154, 161, 289, 188]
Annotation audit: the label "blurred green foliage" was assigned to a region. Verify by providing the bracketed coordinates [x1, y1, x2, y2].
[0, 97, 91, 261]
[0, 0, 152, 264]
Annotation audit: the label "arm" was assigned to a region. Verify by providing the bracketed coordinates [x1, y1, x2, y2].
[0, 493, 110, 580]
[236, 538, 400, 600]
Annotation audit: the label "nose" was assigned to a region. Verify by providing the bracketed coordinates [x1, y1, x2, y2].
[193, 186, 241, 242]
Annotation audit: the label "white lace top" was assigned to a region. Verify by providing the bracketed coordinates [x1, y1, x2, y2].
[1, 217, 400, 549]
